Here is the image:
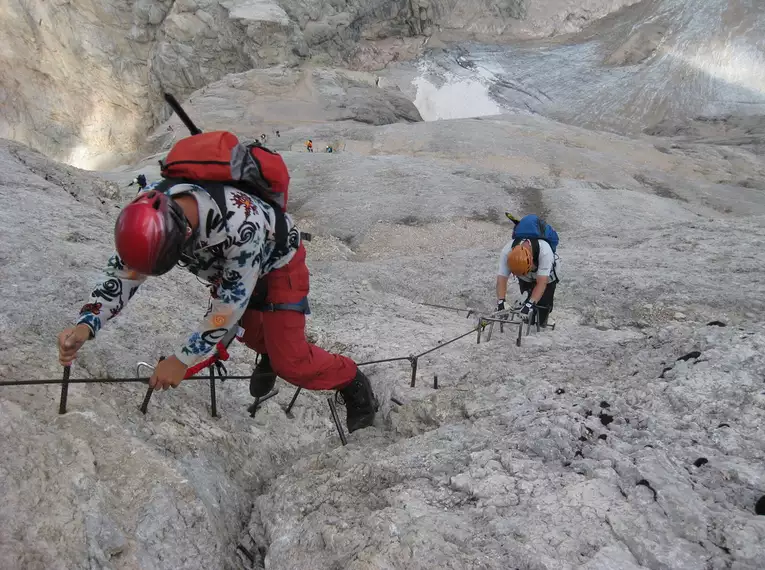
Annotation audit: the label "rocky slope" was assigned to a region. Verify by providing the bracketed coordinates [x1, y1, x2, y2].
[135, 65, 422, 161]
[387, 0, 765, 137]
[1, 103, 765, 568]
[0, 0, 640, 167]
[2, 1, 765, 568]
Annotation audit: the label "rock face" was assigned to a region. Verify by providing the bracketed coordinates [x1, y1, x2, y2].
[0, 0, 641, 167]
[138, 66, 422, 159]
[426, 0, 643, 39]
[391, 0, 765, 136]
[1, 102, 765, 568]
[251, 322, 765, 570]
[2, 1, 765, 569]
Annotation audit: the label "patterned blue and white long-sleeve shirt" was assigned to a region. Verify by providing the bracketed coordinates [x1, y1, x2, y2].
[76, 182, 300, 366]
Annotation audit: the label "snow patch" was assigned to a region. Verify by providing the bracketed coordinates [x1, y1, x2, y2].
[222, 0, 290, 25]
[412, 75, 502, 121]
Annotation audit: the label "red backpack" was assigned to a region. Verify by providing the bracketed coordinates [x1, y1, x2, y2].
[160, 131, 289, 210]
[157, 130, 291, 257]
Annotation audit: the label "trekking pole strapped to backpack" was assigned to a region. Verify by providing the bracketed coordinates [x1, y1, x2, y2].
[164, 93, 202, 135]
[159, 93, 292, 260]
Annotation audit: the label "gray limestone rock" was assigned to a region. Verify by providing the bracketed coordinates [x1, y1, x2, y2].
[1, 2, 765, 567]
[1, 102, 765, 567]
[134, 65, 421, 159]
[0, 0, 642, 166]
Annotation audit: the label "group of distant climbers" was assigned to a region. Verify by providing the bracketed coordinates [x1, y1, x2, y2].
[259, 130, 280, 144]
[59, 120, 558, 439]
[305, 139, 333, 153]
[224, 134, 335, 153]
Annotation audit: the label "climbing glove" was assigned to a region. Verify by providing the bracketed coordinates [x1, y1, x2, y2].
[520, 301, 536, 321]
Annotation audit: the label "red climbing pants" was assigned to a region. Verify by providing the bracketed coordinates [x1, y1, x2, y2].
[239, 244, 357, 390]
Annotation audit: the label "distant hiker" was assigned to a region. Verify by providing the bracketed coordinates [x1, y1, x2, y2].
[496, 214, 559, 327]
[325, 145, 333, 153]
[306, 139, 313, 153]
[128, 174, 147, 189]
[57, 132, 378, 433]
[275, 130, 280, 138]
[260, 133, 267, 143]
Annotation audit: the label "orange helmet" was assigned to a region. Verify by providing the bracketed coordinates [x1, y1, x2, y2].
[507, 244, 533, 276]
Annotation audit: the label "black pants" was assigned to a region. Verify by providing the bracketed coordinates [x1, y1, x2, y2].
[519, 280, 557, 327]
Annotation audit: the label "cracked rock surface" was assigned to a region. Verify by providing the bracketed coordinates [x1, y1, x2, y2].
[2, 101, 765, 568]
[135, 65, 422, 159]
[247, 323, 765, 570]
[0, 0, 637, 166]
[385, 0, 765, 138]
[2, 0, 765, 567]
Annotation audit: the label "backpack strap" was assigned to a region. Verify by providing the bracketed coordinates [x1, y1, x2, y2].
[154, 178, 187, 195]
[154, 177, 226, 210]
[265, 199, 290, 259]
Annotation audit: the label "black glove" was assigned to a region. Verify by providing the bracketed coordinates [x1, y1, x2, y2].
[520, 301, 536, 321]
[496, 300, 506, 312]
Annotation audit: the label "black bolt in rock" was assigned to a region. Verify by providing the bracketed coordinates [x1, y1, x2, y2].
[755, 496, 765, 515]
[599, 413, 614, 426]
[236, 545, 254, 565]
[706, 320, 727, 327]
[694, 457, 709, 467]
[636, 479, 658, 501]
[717, 423, 731, 428]
[677, 350, 702, 362]
[555, 388, 565, 395]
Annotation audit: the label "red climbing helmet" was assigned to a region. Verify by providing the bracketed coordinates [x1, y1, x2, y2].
[114, 190, 189, 275]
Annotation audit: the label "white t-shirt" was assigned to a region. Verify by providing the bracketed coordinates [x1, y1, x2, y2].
[497, 239, 558, 283]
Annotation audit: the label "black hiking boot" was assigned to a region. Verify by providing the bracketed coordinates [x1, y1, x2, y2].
[338, 370, 378, 433]
[249, 354, 277, 398]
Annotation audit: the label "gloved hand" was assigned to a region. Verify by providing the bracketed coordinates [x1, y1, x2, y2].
[496, 300, 506, 312]
[520, 301, 536, 321]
